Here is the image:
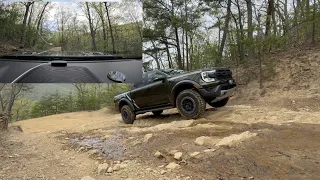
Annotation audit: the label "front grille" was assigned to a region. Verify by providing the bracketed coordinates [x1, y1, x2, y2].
[214, 70, 232, 81]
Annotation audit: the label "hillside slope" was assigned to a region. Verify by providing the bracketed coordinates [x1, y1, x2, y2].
[233, 43, 320, 111]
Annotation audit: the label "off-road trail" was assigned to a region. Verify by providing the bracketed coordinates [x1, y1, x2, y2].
[1, 102, 319, 180]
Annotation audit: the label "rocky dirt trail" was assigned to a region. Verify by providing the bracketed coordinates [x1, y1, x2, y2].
[1, 101, 319, 180]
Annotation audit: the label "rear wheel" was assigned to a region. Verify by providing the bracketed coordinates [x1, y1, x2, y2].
[152, 110, 163, 116]
[176, 89, 206, 119]
[208, 97, 229, 108]
[120, 105, 136, 124]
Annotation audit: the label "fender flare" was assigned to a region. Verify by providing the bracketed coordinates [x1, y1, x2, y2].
[118, 98, 135, 112]
[169, 80, 202, 105]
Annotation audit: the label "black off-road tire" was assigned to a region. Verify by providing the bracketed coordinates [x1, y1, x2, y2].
[152, 110, 163, 116]
[176, 89, 206, 119]
[120, 105, 136, 124]
[208, 97, 229, 108]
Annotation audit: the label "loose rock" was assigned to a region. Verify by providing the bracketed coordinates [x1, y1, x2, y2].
[215, 131, 257, 147]
[143, 134, 153, 143]
[81, 176, 96, 180]
[104, 135, 113, 139]
[166, 162, 181, 169]
[203, 149, 216, 153]
[154, 151, 163, 158]
[120, 164, 128, 169]
[97, 163, 109, 174]
[88, 150, 98, 155]
[194, 136, 217, 146]
[78, 147, 85, 152]
[189, 152, 200, 157]
[160, 170, 167, 175]
[113, 164, 121, 171]
[146, 168, 152, 171]
[107, 167, 113, 173]
[169, 150, 179, 155]
[174, 152, 183, 160]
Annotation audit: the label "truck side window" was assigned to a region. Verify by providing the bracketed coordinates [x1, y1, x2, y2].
[148, 72, 165, 83]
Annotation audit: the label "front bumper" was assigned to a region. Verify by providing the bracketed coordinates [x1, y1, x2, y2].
[210, 87, 236, 103]
[198, 84, 236, 102]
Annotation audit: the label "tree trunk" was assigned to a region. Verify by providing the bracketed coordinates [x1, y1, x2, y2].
[61, 14, 64, 50]
[26, 3, 34, 46]
[217, 17, 221, 51]
[259, 49, 263, 89]
[312, 0, 316, 43]
[272, 2, 277, 36]
[169, 0, 182, 69]
[283, 0, 288, 35]
[235, 0, 245, 62]
[86, 2, 97, 51]
[293, 0, 300, 40]
[218, 0, 232, 65]
[20, 2, 33, 48]
[94, 3, 107, 51]
[174, 26, 183, 69]
[0, 113, 8, 130]
[265, 0, 274, 37]
[305, 0, 311, 40]
[231, 12, 242, 65]
[164, 42, 172, 68]
[102, 17, 107, 51]
[190, 36, 193, 70]
[104, 2, 116, 54]
[246, 0, 253, 57]
[33, 2, 49, 47]
[182, 28, 185, 69]
[185, 31, 189, 70]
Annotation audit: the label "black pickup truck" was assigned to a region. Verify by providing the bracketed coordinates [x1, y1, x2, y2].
[114, 68, 237, 124]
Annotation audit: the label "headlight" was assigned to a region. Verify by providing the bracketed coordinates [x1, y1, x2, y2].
[201, 70, 217, 82]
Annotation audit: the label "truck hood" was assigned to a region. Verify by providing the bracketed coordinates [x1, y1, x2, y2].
[167, 67, 230, 80]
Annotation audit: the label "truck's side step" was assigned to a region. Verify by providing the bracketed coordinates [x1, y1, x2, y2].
[135, 105, 174, 115]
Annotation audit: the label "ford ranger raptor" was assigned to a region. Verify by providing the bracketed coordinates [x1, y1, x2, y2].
[114, 68, 237, 124]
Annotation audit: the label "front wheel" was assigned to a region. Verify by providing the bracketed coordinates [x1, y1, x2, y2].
[208, 97, 229, 108]
[121, 105, 136, 124]
[176, 89, 206, 119]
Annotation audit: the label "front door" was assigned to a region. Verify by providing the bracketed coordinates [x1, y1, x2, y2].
[130, 71, 169, 109]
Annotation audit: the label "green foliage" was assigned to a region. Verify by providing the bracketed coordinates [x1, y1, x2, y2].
[0, 2, 22, 42]
[13, 84, 131, 121]
[191, 42, 219, 69]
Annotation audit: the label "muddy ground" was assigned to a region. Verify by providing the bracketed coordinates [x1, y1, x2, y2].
[1, 102, 320, 180]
